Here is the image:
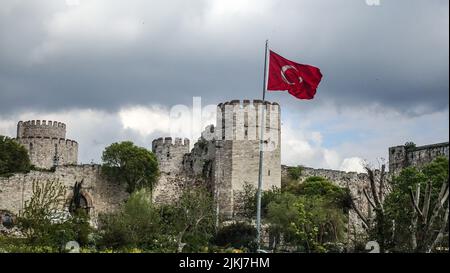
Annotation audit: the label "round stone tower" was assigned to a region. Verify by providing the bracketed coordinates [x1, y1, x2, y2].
[152, 137, 190, 175]
[16, 120, 78, 169]
[215, 99, 281, 219]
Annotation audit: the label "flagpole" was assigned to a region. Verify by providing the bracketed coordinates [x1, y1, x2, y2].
[256, 39, 269, 251]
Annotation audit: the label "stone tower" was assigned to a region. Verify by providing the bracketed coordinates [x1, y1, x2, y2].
[214, 100, 281, 219]
[16, 120, 78, 169]
[152, 137, 190, 175]
[151, 137, 190, 204]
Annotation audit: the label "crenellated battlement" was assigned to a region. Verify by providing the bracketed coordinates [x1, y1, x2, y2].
[15, 119, 78, 169]
[152, 137, 191, 174]
[152, 137, 190, 151]
[17, 120, 66, 139]
[216, 99, 281, 141]
[217, 99, 280, 111]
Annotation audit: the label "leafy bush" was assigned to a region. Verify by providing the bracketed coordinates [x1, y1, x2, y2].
[169, 186, 216, 252]
[18, 180, 69, 246]
[97, 189, 162, 250]
[235, 182, 281, 220]
[214, 222, 257, 251]
[267, 192, 322, 252]
[267, 176, 350, 252]
[285, 176, 351, 210]
[16, 179, 93, 249]
[287, 166, 303, 180]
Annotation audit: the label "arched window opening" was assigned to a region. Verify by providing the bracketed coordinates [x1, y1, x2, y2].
[69, 194, 90, 215]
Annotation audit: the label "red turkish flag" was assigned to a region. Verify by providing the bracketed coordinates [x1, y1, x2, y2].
[267, 50, 322, 100]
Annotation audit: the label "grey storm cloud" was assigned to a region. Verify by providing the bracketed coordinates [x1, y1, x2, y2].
[0, 0, 448, 116]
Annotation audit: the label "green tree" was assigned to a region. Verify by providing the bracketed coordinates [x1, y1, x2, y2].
[287, 176, 350, 243]
[101, 141, 159, 193]
[97, 186, 215, 252]
[17, 179, 91, 249]
[267, 176, 349, 252]
[266, 192, 301, 248]
[169, 186, 216, 252]
[301, 195, 347, 246]
[0, 135, 31, 176]
[235, 182, 281, 220]
[97, 188, 162, 250]
[266, 192, 322, 252]
[385, 157, 449, 252]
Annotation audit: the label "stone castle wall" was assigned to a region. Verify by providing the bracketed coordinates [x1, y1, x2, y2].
[389, 142, 449, 175]
[0, 165, 128, 226]
[15, 120, 78, 169]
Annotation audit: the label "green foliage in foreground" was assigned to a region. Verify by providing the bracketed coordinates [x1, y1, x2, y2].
[384, 156, 449, 252]
[97, 189, 164, 250]
[214, 222, 257, 251]
[3, 180, 92, 251]
[0, 135, 31, 176]
[3, 157, 447, 253]
[97, 186, 215, 253]
[236, 176, 350, 252]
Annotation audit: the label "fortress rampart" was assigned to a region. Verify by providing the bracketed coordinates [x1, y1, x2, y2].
[389, 142, 449, 175]
[0, 165, 128, 225]
[1, 106, 447, 242]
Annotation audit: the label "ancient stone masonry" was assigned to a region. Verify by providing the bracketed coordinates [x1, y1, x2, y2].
[152, 137, 190, 175]
[0, 165, 128, 226]
[0, 120, 126, 228]
[389, 142, 449, 175]
[151, 137, 191, 204]
[182, 125, 217, 183]
[15, 120, 78, 169]
[1, 108, 448, 239]
[153, 100, 282, 220]
[214, 100, 281, 220]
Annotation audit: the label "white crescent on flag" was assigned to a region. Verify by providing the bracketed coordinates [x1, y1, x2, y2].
[281, 65, 303, 85]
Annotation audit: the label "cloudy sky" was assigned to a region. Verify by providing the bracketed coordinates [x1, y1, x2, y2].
[0, 0, 448, 172]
